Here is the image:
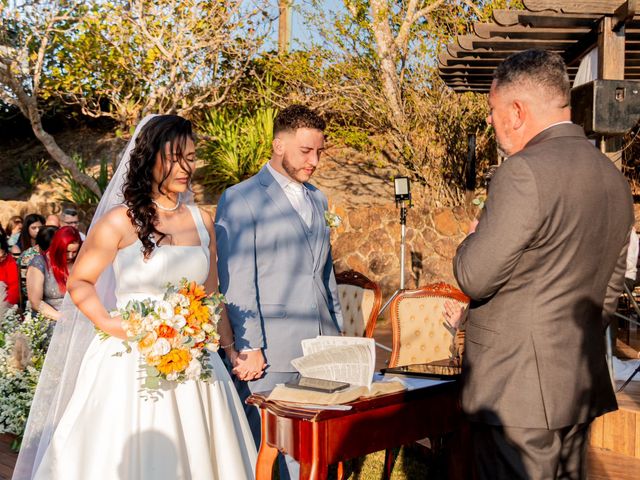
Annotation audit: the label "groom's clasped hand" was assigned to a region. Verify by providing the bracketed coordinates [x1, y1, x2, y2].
[231, 349, 267, 381]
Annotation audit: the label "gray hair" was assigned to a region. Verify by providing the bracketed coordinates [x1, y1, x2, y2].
[494, 49, 570, 107]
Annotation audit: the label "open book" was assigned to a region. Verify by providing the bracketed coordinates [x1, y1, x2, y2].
[291, 336, 376, 389]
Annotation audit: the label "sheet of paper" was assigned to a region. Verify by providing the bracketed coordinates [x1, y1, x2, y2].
[292, 342, 374, 388]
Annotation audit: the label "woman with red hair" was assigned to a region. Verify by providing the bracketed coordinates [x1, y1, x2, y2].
[26, 226, 81, 320]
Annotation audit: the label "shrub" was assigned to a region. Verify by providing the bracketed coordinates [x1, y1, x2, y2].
[198, 107, 277, 192]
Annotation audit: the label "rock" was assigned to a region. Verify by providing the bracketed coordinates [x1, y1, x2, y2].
[344, 253, 368, 274]
[359, 228, 393, 256]
[369, 251, 394, 275]
[332, 232, 364, 260]
[434, 238, 459, 260]
[347, 208, 371, 231]
[452, 205, 471, 222]
[433, 208, 459, 237]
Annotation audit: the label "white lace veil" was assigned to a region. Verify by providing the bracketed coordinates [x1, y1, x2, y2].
[13, 114, 196, 479]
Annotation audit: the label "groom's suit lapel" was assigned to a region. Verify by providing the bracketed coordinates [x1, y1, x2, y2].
[259, 167, 314, 257]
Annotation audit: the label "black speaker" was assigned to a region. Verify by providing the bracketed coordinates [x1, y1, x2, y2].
[571, 79, 640, 136]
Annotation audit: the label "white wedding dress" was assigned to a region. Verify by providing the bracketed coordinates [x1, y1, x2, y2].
[31, 205, 257, 480]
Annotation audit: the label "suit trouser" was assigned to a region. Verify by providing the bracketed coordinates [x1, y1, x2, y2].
[471, 421, 591, 480]
[234, 371, 301, 480]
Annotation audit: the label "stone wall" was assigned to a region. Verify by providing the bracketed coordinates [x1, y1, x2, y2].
[329, 201, 474, 297]
[0, 201, 55, 226]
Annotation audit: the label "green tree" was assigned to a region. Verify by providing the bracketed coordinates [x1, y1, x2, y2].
[0, 1, 101, 195]
[45, 0, 271, 127]
[257, 0, 523, 204]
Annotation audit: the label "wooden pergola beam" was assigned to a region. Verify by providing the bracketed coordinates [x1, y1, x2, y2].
[492, 10, 602, 28]
[439, 1, 640, 92]
[523, 0, 626, 15]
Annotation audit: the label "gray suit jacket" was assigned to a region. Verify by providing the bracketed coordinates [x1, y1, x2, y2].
[454, 123, 633, 429]
[215, 166, 343, 372]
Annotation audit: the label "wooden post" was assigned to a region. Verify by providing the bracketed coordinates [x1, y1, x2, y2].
[278, 0, 292, 55]
[597, 15, 626, 169]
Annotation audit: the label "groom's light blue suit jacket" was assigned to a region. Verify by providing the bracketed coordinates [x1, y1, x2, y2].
[215, 166, 343, 372]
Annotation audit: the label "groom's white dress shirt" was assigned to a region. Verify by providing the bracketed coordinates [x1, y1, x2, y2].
[266, 162, 313, 228]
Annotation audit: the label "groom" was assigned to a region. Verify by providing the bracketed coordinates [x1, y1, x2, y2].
[215, 104, 343, 479]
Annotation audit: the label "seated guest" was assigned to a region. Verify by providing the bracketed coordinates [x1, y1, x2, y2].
[45, 214, 61, 227]
[0, 233, 20, 305]
[5, 215, 23, 251]
[18, 225, 58, 304]
[26, 226, 81, 320]
[60, 207, 85, 240]
[10, 213, 44, 257]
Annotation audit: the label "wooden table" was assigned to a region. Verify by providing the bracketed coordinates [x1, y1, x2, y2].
[247, 380, 462, 480]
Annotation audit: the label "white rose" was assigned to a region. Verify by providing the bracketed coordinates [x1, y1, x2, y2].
[205, 342, 219, 352]
[177, 294, 190, 307]
[151, 338, 171, 356]
[172, 315, 187, 330]
[190, 348, 203, 359]
[185, 358, 202, 380]
[193, 331, 206, 343]
[154, 301, 174, 320]
[202, 323, 214, 333]
[165, 293, 178, 304]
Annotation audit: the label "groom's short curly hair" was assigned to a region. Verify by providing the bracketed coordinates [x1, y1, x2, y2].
[273, 105, 325, 136]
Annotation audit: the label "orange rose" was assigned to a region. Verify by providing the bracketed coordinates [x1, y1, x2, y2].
[157, 349, 191, 375]
[157, 324, 177, 339]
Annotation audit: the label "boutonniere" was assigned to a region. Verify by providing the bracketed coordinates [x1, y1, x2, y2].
[324, 211, 342, 228]
[472, 195, 486, 210]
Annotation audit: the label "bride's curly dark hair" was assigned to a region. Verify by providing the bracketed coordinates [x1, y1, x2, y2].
[122, 115, 194, 258]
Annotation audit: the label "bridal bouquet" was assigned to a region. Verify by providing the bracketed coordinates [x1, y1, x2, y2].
[117, 279, 224, 390]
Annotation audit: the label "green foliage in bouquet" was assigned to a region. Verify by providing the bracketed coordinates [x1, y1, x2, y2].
[0, 307, 53, 450]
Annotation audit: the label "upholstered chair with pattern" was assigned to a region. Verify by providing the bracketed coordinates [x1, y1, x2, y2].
[336, 270, 382, 338]
[388, 282, 469, 368]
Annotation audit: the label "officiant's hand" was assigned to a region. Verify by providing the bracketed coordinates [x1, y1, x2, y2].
[232, 349, 266, 381]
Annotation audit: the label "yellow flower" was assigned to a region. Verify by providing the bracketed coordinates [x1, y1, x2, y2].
[146, 355, 162, 366]
[186, 301, 211, 327]
[138, 332, 157, 355]
[157, 349, 191, 375]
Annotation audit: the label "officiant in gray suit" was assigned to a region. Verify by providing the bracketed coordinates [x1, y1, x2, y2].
[454, 49, 634, 479]
[215, 104, 343, 480]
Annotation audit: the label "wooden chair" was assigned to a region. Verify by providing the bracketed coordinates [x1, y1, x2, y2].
[383, 283, 469, 477]
[335, 270, 382, 480]
[336, 270, 382, 338]
[389, 282, 469, 368]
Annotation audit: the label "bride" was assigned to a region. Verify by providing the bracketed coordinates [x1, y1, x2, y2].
[13, 115, 257, 479]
